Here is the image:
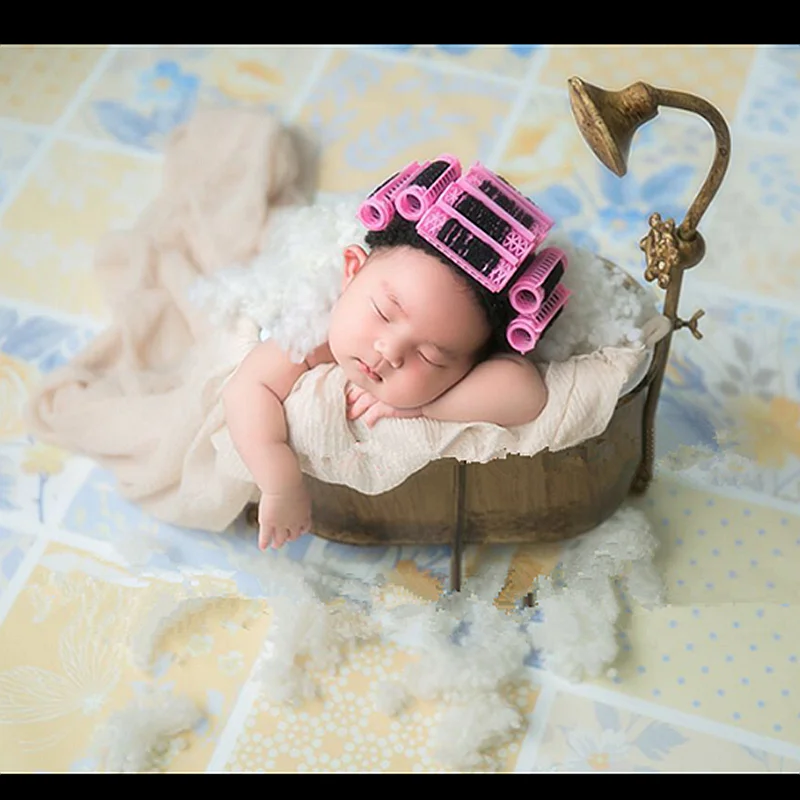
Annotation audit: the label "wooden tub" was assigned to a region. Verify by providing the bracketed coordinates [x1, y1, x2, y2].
[244, 254, 685, 592]
[301, 256, 677, 592]
[306, 362, 657, 592]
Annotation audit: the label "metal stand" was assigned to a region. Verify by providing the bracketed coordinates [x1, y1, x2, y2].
[449, 464, 467, 592]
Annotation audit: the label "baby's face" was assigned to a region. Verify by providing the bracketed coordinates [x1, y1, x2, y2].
[328, 245, 490, 409]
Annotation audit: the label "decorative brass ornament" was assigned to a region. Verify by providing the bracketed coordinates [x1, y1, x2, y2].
[567, 75, 731, 492]
[640, 212, 680, 289]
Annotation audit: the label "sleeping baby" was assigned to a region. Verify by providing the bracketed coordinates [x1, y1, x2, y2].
[222, 156, 571, 551]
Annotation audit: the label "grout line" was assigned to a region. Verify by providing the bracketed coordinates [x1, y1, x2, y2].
[0, 117, 50, 136]
[0, 45, 119, 225]
[0, 512, 130, 567]
[0, 536, 48, 627]
[0, 119, 161, 164]
[55, 130, 164, 162]
[46, 528, 131, 566]
[513, 680, 558, 772]
[205, 660, 265, 772]
[44, 458, 99, 531]
[533, 672, 800, 762]
[484, 54, 549, 170]
[282, 47, 335, 123]
[53, 46, 120, 131]
[655, 469, 800, 518]
[351, 45, 524, 88]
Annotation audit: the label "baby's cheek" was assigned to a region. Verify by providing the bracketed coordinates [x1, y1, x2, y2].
[396, 370, 448, 408]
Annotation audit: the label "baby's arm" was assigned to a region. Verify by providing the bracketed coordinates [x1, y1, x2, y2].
[223, 340, 311, 550]
[422, 355, 547, 427]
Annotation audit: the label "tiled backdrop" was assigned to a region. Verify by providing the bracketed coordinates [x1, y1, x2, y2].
[0, 44, 799, 773]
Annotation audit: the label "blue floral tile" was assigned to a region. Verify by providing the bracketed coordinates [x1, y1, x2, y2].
[68, 46, 326, 152]
[701, 136, 800, 300]
[365, 44, 544, 79]
[525, 692, 797, 771]
[738, 46, 800, 143]
[654, 283, 800, 503]
[498, 90, 715, 280]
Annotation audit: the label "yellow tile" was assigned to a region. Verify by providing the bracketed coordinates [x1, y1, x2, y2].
[0, 139, 161, 317]
[297, 51, 517, 193]
[596, 603, 800, 745]
[225, 641, 539, 772]
[0, 541, 271, 772]
[539, 45, 755, 121]
[0, 127, 43, 195]
[571, 478, 800, 743]
[496, 88, 593, 192]
[0, 46, 105, 124]
[631, 479, 800, 605]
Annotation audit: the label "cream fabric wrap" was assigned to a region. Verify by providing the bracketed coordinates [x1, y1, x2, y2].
[213, 321, 650, 499]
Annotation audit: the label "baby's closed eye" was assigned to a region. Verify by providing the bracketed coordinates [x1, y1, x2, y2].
[418, 351, 444, 368]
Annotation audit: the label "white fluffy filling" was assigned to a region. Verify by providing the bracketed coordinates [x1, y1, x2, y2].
[114, 201, 667, 772]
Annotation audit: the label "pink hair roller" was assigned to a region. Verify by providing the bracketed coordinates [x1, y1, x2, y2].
[395, 154, 462, 221]
[417, 162, 555, 293]
[357, 161, 428, 231]
[508, 247, 568, 315]
[506, 283, 571, 354]
[461, 162, 555, 254]
[505, 316, 542, 354]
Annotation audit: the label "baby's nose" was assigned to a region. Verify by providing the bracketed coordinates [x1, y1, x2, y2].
[375, 338, 404, 368]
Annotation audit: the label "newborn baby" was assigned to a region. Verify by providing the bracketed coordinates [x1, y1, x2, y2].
[223, 156, 570, 550]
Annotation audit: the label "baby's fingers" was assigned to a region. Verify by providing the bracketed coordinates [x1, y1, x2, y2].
[288, 525, 307, 542]
[258, 526, 274, 551]
[272, 528, 289, 549]
[364, 402, 395, 428]
[346, 383, 366, 404]
[347, 392, 378, 420]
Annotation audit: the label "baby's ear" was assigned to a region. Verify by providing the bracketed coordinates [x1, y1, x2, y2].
[342, 245, 369, 288]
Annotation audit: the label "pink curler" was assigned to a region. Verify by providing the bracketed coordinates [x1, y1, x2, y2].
[417, 162, 555, 293]
[462, 162, 554, 250]
[505, 316, 542, 355]
[357, 161, 429, 230]
[506, 283, 571, 354]
[508, 247, 568, 315]
[395, 154, 462, 221]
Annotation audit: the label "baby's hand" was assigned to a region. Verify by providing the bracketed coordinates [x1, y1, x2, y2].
[257, 484, 311, 551]
[345, 384, 422, 428]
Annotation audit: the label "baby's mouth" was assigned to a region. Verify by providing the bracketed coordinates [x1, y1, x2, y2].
[356, 358, 383, 382]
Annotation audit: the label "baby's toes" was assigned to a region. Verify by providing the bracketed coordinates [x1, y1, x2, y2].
[289, 527, 306, 542]
[271, 528, 289, 549]
[258, 527, 273, 551]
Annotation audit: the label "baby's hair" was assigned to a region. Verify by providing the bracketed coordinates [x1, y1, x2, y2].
[364, 214, 523, 360]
